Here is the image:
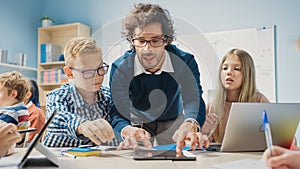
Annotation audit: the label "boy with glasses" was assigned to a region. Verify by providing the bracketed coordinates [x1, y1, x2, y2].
[110, 3, 209, 156]
[43, 37, 118, 147]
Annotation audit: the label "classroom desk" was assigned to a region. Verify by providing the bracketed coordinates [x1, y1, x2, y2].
[12, 148, 263, 169]
[173, 151, 263, 169]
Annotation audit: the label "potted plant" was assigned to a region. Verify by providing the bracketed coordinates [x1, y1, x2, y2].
[41, 16, 54, 27]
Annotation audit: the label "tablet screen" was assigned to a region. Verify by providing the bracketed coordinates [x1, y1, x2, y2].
[18, 110, 58, 168]
[133, 150, 196, 161]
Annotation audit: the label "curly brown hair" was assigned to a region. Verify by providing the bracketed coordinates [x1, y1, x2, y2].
[122, 3, 175, 43]
[0, 71, 30, 102]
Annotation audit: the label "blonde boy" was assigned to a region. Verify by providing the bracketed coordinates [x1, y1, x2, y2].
[44, 37, 117, 147]
[0, 71, 31, 130]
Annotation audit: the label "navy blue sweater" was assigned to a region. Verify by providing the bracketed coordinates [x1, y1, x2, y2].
[109, 44, 206, 133]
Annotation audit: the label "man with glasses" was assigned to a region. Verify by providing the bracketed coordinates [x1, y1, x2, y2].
[43, 37, 119, 147]
[110, 3, 209, 156]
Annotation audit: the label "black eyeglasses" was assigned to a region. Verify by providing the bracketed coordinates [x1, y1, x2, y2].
[70, 63, 109, 79]
[131, 36, 167, 48]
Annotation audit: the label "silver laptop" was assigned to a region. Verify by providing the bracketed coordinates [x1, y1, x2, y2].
[220, 103, 300, 152]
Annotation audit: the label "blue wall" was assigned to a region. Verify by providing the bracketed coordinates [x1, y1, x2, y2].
[0, 0, 300, 102]
[0, 0, 43, 68]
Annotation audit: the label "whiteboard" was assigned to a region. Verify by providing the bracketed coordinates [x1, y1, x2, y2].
[174, 25, 277, 102]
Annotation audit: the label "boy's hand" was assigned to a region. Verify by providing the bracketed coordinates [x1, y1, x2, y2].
[0, 123, 22, 157]
[77, 119, 115, 145]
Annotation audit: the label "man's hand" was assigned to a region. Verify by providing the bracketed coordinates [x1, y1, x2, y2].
[117, 126, 152, 150]
[77, 119, 115, 145]
[173, 122, 209, 156]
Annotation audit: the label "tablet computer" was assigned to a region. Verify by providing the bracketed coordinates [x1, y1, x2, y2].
[133, 150, 196, 161]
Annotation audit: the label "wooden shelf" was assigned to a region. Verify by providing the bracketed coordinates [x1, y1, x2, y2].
[39, 61, 65, 69]
[39, 83, 64, 87]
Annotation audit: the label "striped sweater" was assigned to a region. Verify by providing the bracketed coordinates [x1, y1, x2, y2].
[0, 102, 30, 130]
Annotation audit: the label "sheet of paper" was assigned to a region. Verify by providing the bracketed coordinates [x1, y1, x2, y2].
[211, 159, 267, 169]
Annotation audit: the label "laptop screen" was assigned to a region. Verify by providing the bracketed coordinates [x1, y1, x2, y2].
[220, 103, 300, 152]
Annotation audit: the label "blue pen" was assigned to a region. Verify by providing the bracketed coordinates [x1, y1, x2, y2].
[263, 110, 273, 157]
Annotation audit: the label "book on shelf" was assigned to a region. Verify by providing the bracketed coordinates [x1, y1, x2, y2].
[40, 69, 68, 84]
[41, 44, 62, 63]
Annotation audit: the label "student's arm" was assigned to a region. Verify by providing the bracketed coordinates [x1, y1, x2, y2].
[43, 89, 86, 147]
[263, 145, 300, 169]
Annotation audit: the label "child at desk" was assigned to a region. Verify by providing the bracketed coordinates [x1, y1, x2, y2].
[43, 37, 117, 147]
[202, 49, 270, 143]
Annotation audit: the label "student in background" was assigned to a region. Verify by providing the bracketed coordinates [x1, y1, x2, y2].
[263, 145, 300, 169]
[0, 123, 22, 157]
[0, 71, 31, 130]
[202, 49, 269, 143]
[43, 37, 117, 147]
[24, 79, 45, 142]
[109, 3, 208, 155]
[0, 71, 30, 153]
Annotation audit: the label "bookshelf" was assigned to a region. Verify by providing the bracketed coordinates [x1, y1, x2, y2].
[37, 23, 90, 109]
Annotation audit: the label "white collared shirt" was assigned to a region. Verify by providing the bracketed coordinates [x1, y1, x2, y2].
[134, 50, 174, 76]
